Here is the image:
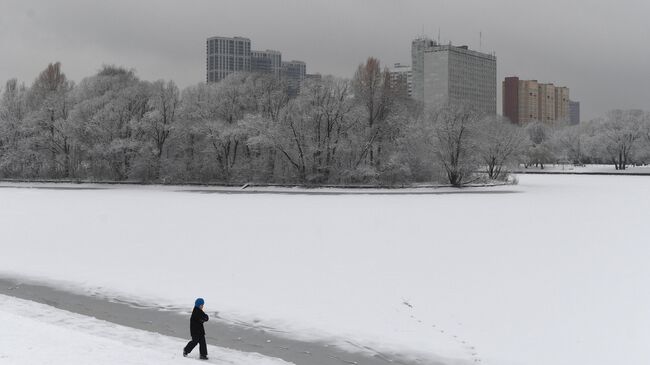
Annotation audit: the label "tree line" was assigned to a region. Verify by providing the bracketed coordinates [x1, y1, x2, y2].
[1, 60, 649, 187]
[521, 110, 650, 170]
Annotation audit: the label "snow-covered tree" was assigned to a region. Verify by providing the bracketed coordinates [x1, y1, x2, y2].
[523, 121, 556, 169]
[72, 66, 151, 180]
[248, 76, 357, 183]
[0, 79, 30, 177]
[0, 63, 551, 185]
[590, 110, 645, 170]
[429, 104, 483, 187]
[476, 116, 527, 180]
[133, 80, 179, 180]
[26, 63, 76, 177]
[551, 123, 588, 165]
[352, 58, 394, 171]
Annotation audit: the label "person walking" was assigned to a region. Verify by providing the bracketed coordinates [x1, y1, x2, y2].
[183, 298, 209, 360]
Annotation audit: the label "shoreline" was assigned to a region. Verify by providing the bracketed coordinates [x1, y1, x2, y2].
[0, 276, 460, 365]
[0, 180, 517, 195]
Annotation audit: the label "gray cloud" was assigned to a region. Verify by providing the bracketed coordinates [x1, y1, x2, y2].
[1, 0, 649, 119]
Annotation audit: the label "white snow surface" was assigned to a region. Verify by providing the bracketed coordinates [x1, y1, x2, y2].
[0, 294, 292, 365]
[1, 174, 649, 365]
[515, 163, 650, 174]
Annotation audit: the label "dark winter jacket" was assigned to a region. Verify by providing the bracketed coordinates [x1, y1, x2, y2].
[190, 306, 209, 337]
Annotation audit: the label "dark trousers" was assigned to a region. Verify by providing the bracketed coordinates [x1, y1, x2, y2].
[184, 335, 207, 357]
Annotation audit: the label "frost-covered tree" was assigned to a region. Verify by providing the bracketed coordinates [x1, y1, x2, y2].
[590, 110, 644, 170]
[134, 80, 179, 180]
[430, 105, 483, 187]
[352, 58, 394, 171]
[0, 79, 31, 177]
[174, 83, 213, 181]
[172, 75, 264, 183]
[523, 120, 555, 169]
[26, 63, 76, 177]
[72, 66, 151, 180]
[247, 74, 292, 181]
[205, 77, 254, 181]
[1, 62, 543, 186]
[477, 116, 527, 180]
[551, 123, 588, 165]
[248, 77, 357, 183]
[400, 111, 441, 182]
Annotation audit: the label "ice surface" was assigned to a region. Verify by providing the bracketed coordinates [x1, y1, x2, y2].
[1, 174, 649, 365]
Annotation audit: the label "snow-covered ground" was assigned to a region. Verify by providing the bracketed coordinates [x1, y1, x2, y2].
[0, 294, 291, 365]
[1, 174, 649, 365]
[516, 163, 650, 174]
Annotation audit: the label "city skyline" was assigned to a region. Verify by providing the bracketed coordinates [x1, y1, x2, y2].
[206, 35, 309, 96]
[2, 0, 650, 120]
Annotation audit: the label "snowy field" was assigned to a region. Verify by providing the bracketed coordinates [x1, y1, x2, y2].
[1, 174, 649, 365]
[515, 163, 650, 174]
[0, 294, 291, 365]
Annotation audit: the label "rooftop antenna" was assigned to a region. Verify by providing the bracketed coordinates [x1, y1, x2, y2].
[438, 28, 441, 44]
[480, 31, 482, 51]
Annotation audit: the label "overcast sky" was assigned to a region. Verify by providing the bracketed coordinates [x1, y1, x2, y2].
[1, 0, 649, 119]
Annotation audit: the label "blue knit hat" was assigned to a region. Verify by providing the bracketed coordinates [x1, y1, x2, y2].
[195, 298, 205, 307]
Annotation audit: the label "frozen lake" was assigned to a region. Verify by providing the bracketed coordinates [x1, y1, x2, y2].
[1, 174, 649, 365]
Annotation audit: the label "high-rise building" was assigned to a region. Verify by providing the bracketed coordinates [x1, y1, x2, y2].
[503, 77, 540, 124]
[503, 77, 520, 124]
[251, 50, 282, 78]
[206, 36, 311, 97]
[555, 87, 570, 121]
[206, 36, 251, 83]
[389, 63, 412, 98]
[282, 60, 306, 96]
[418, 43, 497, 115]
[503, 77, 570, 124]
[538, 83, 556, 122]
[251, 56, 272, 75]
[569, 100, 581, 125]
[411, 38, 437, 103]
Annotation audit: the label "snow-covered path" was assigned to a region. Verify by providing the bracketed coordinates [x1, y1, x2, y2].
[0, 294, 291, 365]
